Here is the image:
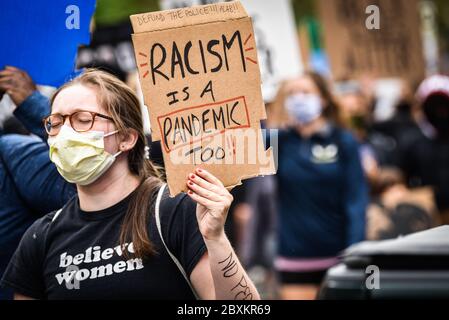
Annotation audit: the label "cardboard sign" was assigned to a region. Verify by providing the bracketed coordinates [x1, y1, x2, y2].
[318, 0, 425, 84]
[130, 1, 275, 196]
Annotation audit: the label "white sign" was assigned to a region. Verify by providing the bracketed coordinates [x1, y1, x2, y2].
[160, 0, 303, 102]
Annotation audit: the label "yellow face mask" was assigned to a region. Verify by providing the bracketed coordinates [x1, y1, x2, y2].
[48, 125, 122, 186]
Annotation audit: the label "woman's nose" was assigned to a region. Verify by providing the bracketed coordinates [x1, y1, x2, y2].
[63, 116, 71, 126]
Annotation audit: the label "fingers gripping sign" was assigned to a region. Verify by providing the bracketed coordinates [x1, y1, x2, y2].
[186, 168, 234, 241]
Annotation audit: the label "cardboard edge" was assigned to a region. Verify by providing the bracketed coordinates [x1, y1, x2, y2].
[130, 1, 248, 34]
[130, 16, 251, 37]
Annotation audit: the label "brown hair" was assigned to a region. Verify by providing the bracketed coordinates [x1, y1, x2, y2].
[268, 71, 344, 128]
[305, 71, 344, 127]
[50, 69, 163, 259]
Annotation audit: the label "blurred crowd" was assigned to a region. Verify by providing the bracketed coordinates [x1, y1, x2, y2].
[234, 72, 449, 299]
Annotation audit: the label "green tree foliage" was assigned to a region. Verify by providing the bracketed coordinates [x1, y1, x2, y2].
[94, 0, 160, 26]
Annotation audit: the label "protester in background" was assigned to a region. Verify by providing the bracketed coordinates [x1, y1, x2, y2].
[0, 66, 54, 138]
[1, 69, 260, 300]
[270, 72, 368, 300]
[370, 80, 423, 168]
[335, 80, 379, 184]
[367, 167, 439, 241]
[0, 66, 76, 300]
[238, 175, 279, 299]
[335, 80, 373, 140]
[0, 66, 77, 209]
[401, 75, 449, 224]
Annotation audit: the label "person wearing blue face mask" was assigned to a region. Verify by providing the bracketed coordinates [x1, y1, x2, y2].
[285, 92, 324, 126]
[269, 72, 368, 300]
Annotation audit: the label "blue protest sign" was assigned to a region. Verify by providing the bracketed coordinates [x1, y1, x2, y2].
[0, 0, 96, 87]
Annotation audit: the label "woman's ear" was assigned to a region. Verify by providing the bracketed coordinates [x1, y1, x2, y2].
[118, 129, 139, 152]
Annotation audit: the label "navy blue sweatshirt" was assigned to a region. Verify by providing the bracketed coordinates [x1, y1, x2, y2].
[271, 125, 368, 258]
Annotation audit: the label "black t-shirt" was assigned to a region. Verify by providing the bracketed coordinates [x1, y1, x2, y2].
[0, 187, 206, 300]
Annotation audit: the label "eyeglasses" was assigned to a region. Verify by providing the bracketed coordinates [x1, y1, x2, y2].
[43, 111, 114, 136]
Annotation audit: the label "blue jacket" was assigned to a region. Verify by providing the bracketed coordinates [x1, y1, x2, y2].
[273, 126, 368, 258]
[0, 92, 75, 299]
[13, 91, 50, 139]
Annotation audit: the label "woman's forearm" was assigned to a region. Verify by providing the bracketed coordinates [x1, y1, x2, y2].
[186, 168, 260, 300]
[205, 234, 260, 300]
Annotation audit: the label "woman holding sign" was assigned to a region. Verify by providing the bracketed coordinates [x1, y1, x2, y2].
[0, 69, 259, 300]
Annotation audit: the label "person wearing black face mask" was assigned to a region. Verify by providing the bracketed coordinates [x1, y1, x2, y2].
[423, 94, 449, 140]
[369, 81, 423, 168]
[401, 75, 449, 224]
